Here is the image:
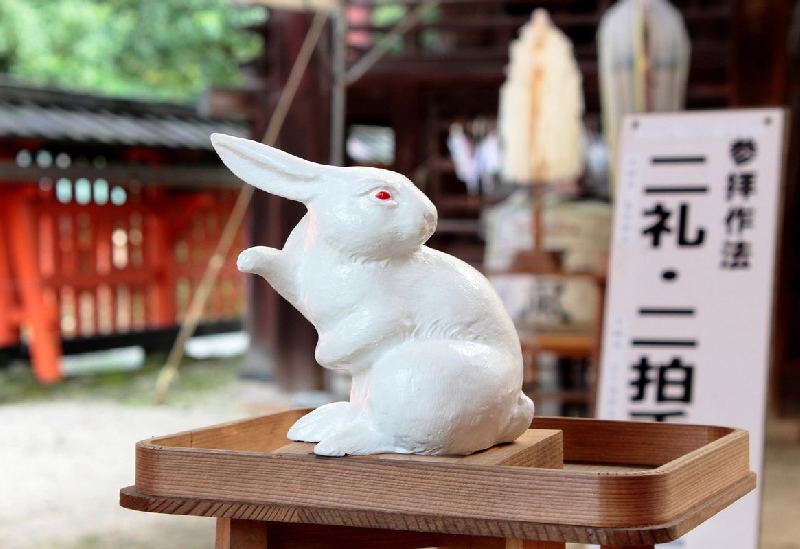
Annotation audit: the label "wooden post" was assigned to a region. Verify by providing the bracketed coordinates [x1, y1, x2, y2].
[216, 518, 268, 549]
[731, 0, 792, 107]
[214, 519, 568, 549]
[436, 540, 567, 549]
[242, 11, 330, 390]
[509, 183, 562, 275]
[436, 537, 508, 548]
[773, 2, 800, 415]
[531, 183, 545, 252]
[391, 85, 422, 176]
[510, 541, 565, 549]
[0, 218, 18, 347]
[588, 271, 607, 417]
[148, 209, 174, 325]
[1, 186, 62, 382]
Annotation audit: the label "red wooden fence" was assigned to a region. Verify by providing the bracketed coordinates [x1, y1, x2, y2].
[0, 179, 245, 382]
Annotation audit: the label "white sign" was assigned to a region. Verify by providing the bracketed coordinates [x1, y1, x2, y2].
[598, 109, 786, 549]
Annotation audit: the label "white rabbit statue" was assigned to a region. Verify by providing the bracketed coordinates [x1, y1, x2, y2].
[211, 133, 535, 456]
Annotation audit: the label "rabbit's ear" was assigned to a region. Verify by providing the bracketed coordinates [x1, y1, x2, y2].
[211, 133, 320, 202]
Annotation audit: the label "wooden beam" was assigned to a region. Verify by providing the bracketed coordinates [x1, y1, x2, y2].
[0, 162, 243, 188]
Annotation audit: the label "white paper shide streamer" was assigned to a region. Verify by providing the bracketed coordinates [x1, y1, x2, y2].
[499, 9, 585, 184]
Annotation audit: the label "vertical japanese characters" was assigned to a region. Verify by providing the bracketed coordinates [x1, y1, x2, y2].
[627, 134, 760, 421]
[723, 139, 757, 269]
[632, 153, 708, 421]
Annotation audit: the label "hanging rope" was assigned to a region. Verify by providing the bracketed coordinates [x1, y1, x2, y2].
[154, 11, 329, 404]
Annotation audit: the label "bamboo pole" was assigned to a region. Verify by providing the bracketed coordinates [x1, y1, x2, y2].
[154, 11, 330, 404]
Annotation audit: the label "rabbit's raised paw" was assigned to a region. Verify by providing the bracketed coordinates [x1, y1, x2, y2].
[236, 246, 279, 274]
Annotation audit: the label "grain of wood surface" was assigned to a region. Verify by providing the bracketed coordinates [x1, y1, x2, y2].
[210, 423, 567, 548]
[122, 409, 755, 546]
[271, 428, 563, 468]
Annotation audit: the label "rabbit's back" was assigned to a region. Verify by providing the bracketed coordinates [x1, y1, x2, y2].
[402, 246, 520, 350]
[297, 242, 519, 352]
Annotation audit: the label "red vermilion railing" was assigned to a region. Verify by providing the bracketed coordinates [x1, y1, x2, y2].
[0, 179, 245, 382]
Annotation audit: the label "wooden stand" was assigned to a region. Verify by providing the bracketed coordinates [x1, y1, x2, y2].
[121, 409, 755, 549]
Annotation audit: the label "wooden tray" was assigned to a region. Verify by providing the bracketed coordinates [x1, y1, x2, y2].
[121, 409, 755, 545]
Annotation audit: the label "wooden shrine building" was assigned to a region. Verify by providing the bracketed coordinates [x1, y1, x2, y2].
[0, 77, 249, 381]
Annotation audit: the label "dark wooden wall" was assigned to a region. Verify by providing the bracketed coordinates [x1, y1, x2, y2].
[774, 0, 800, 416]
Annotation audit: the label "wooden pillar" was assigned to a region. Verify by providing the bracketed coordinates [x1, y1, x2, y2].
[144, 187, 178, 328]
[213, 520, 570, 549]
[773, 1, 800, 415]
[509, 542, 565, 549]
[0, 217, 19, 347]
[736, 0, 797, 415]
[242, 11, 330, 391]
[600, 546, 654, 549]
[391, 85, 422, 176]
[1, 186, 62, 381]
[731, 0, 792, 107]
[216, 518, 268, 549]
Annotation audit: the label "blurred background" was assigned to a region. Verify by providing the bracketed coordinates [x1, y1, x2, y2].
[0, 0, 798, 548]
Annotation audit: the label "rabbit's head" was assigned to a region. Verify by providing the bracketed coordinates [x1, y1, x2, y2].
[211, 134, 437, 260]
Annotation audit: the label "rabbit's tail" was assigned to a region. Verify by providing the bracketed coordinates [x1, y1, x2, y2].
[499, 392, 536, 443]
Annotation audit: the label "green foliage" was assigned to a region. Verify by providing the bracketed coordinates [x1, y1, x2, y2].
[370, 1, 441, 55]
[0, 0, 265, 102]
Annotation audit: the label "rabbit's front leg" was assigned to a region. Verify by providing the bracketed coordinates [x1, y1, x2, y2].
[237, 246, 296, 303]
[315, 328, 371, 371]
[315, 310, 402, 371]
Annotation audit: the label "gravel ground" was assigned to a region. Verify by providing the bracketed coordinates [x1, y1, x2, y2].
[0, 373, 797, 549]
[0, 370, 294, 549]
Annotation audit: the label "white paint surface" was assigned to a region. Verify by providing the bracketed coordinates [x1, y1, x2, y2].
[211, 134, 534, 456]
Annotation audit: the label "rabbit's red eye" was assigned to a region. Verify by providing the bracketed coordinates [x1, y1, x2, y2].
[375, 190, 392, 200]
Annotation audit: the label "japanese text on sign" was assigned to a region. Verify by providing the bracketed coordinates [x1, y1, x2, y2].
[599, 109, 786, 549]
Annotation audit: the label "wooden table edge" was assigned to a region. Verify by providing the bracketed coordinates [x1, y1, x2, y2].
[119, 473, 754, 545]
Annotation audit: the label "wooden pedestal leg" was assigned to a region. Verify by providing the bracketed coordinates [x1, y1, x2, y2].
[214, 523, 570, 549]
[600, 546, 655, 549]
[216, 518, 268, 549]
[437, 537, 565, 548]
[437, 537, 502, 548]
[507, 540, 565, 549]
